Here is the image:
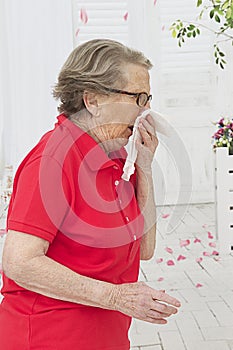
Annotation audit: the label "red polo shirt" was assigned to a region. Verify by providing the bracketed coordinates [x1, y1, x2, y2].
[0, 114, 144, 350]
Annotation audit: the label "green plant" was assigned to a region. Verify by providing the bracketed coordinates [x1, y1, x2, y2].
[170, 0, 233, 69]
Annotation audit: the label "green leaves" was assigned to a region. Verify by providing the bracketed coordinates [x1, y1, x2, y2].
[214, 44, 226, 69]
[170, 0, 233, 68]
[169, 20, 201, 47]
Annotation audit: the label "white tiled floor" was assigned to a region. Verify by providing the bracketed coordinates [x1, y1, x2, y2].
[129, 203, 233, 350]
[0, 203, 233, 349]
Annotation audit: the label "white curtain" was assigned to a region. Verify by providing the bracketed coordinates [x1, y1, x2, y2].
[0, 0, 73, 170]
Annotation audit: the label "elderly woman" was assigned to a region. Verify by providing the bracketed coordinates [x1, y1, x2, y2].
[0, 39, 180, 350]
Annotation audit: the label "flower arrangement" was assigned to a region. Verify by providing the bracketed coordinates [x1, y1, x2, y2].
[212, 117, 233, 154]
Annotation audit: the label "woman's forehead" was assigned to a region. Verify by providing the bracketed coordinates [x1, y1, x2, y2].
[122, 63, 150, 91]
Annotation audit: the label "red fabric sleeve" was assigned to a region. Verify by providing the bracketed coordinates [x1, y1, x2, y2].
[7, 156, 71, 243]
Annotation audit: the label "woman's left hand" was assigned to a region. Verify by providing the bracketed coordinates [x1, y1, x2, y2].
[136, 114, 159, 172]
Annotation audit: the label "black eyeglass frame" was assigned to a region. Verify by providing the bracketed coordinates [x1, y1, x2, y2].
[102, 87, 152, 107]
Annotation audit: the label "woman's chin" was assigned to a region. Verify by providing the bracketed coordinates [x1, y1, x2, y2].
[100, 138, 128, 153]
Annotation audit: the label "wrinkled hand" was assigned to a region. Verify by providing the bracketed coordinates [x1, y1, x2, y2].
[112, 281, 181, 324]
[136, 114, 159, 172]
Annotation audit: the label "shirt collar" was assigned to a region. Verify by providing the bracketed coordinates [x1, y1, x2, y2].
[56, 114, 126, 171]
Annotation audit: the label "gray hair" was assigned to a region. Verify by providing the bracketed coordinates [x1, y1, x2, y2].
[53, 39, 153, 116]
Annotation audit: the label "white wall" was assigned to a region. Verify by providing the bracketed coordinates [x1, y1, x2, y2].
[0, 0, 73, 168]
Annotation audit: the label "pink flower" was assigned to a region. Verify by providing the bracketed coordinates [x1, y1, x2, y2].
[194, 238, 201, 243]
[208, 232, 214, 239]
[196, 283, 203, 288]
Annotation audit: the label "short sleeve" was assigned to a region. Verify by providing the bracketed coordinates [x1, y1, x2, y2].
[7, 156, 71, 243]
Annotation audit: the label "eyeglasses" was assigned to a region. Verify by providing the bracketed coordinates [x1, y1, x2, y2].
[102, 87, 152, 107]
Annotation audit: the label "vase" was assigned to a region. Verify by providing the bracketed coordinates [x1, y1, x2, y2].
[215, 147, 233, 254]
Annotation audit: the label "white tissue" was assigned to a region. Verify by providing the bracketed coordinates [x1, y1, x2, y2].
[121, 109, 169, 181]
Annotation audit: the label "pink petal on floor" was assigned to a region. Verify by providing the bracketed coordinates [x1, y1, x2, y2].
[196, 283, 203, 288]
[123, 12, 128, 21]
[208, 231, 214, 239]
[194, 238, 201, 243]
[162, 213, 170, 219]
[202, 224, 207, 228]
[180, 239, 190, 247]
[158, 277, 164, 282]
[196, 257, 203, 263]
[165, 247, 173, 254]
[167, 260, 175, 266]
[177, 255, 186, 261]
[161, 25, 165, 31]
[209, 242, 216, 248]
[75, 28, 80, 37]
[154, 0, 157, 5]
[0, 229, 6, 236]
[203, 251, 211, 257]
[156, 258, 163, 263]
[80, 8, 88, 24]
[212, 250, 219, 256]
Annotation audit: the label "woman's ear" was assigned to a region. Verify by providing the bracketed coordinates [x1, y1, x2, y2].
[83, 91, 100, 117]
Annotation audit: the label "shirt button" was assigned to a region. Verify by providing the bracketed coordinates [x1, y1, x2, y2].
[133, 234, 137, 241]
[114, 180, 120, 186]
[113, 165, 118, 170]
[125, 216, 130, 222]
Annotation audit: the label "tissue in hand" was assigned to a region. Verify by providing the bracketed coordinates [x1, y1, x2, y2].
[121, 109, 169, 181]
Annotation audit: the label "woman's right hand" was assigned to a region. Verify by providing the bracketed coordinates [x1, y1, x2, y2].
[112, 281, 181, 324]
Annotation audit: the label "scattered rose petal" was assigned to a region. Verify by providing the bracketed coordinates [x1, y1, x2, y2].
[180, 239, 190, 247]
[154, 0, 157, 5]
[75, 28, 80, 37]
[209, 242, 216, 248]
[161, 25, 165, 31]
[196, 283, 203, 288]
[123, 12, 128, 21]
[165, 247, 173, 254]
[158, 277, 164, 282]
[196, 257, 203, 263]
[212, 250, 219, 256]
[177, 255, 186, 261]
[194, 238, 201, 243]
[208, 231, 214, 239]
[203, 251, 211, 257]
[80, 8, 88, 24]
[156, 258, 163, 264]
[162, 213, 170, 219]
[167, 260, 175, 266]
[0, 229, 6, 236]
